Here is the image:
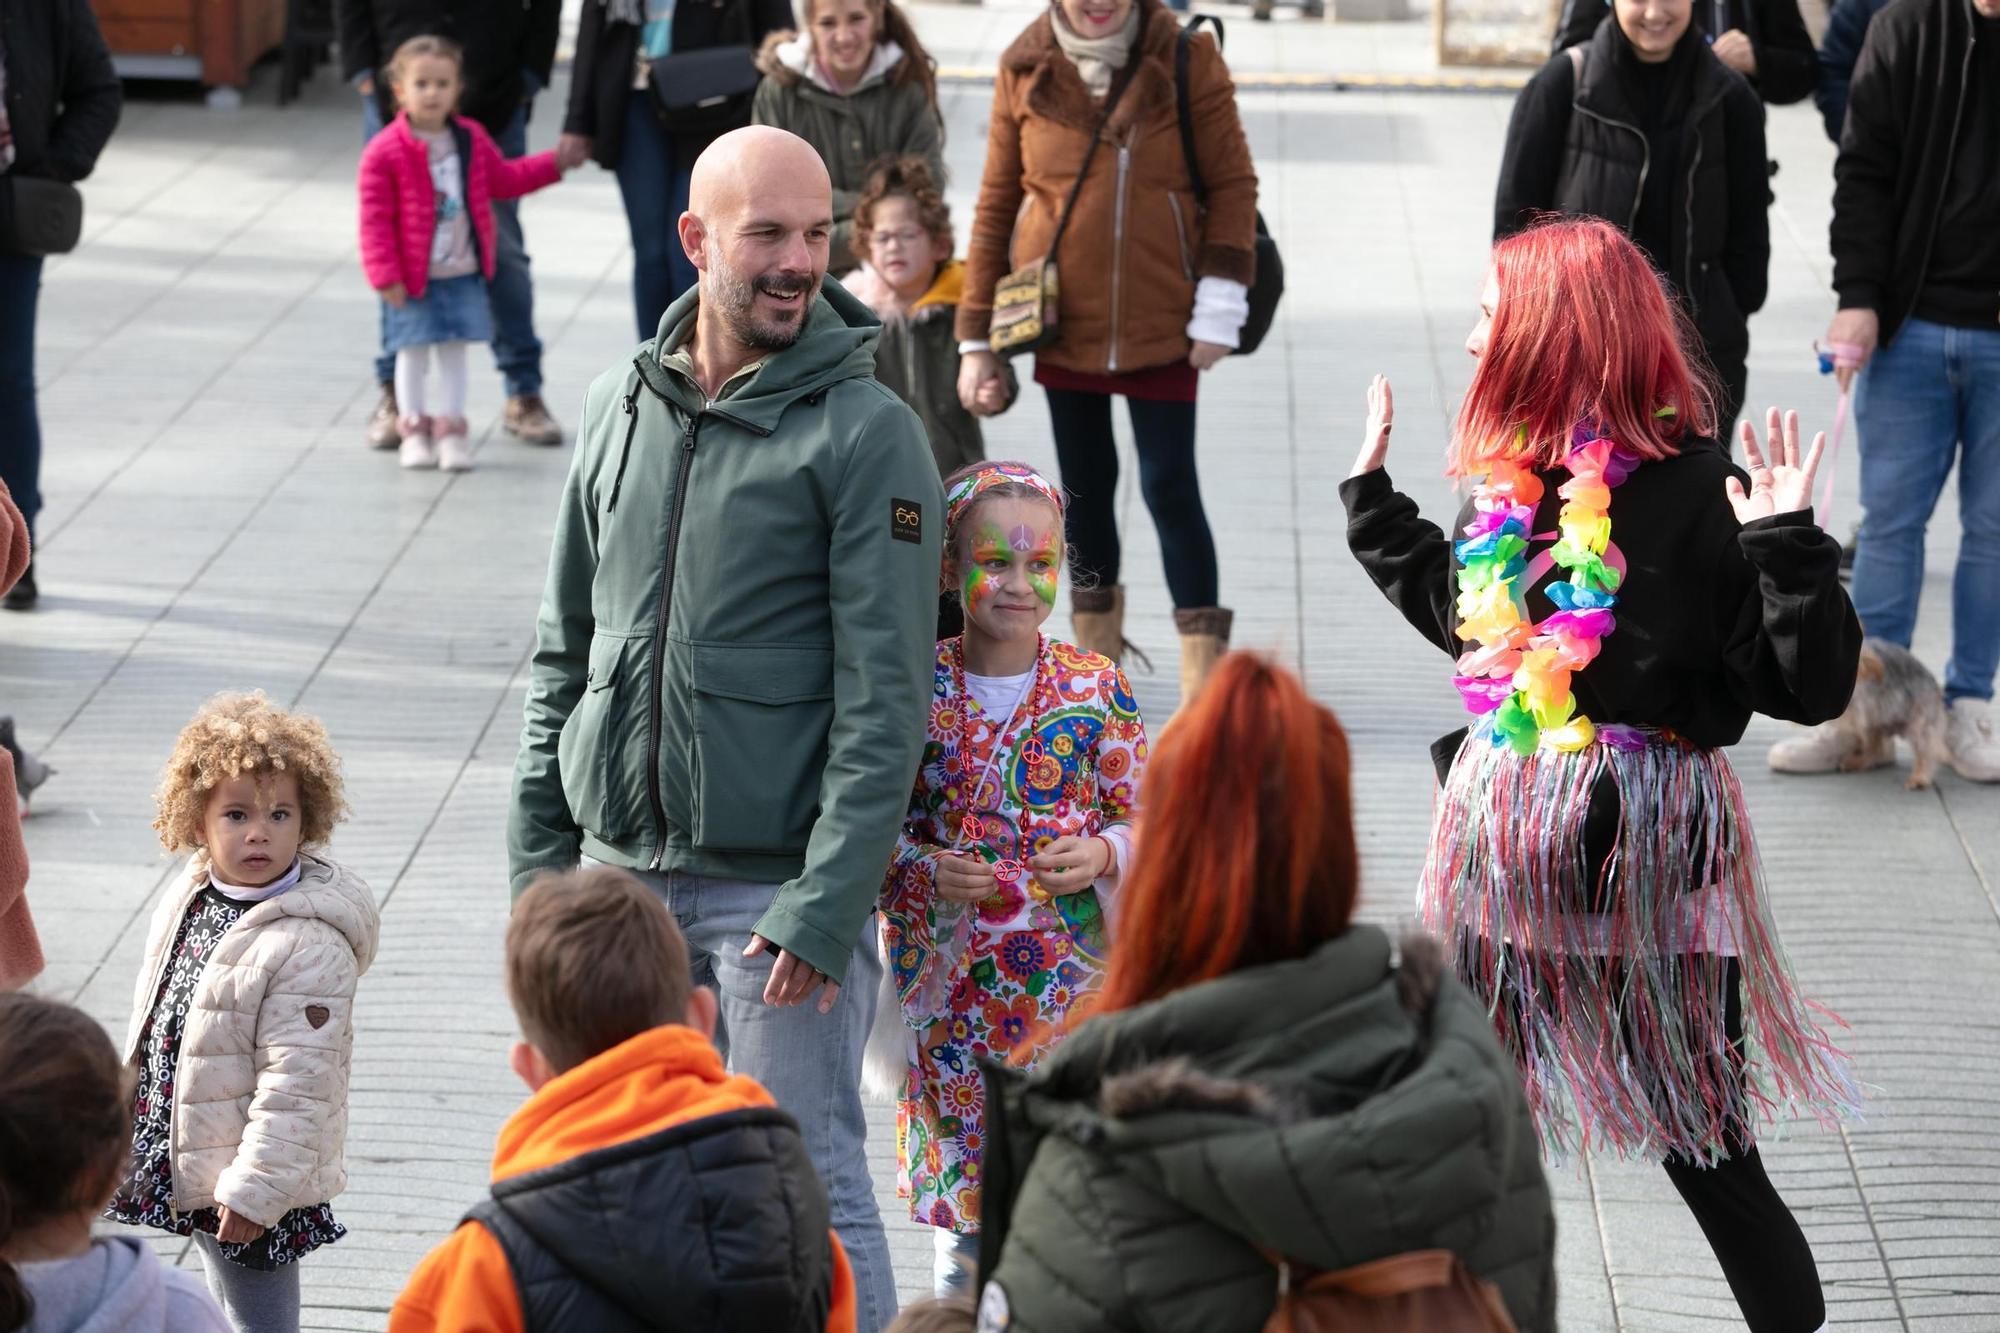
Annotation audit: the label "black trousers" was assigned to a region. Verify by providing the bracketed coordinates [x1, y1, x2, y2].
[1481, 946, 1824, 1333]
[1044, 387, 1219, 609]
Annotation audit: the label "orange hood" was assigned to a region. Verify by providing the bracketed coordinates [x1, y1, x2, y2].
[492, 1023, 776, 1180]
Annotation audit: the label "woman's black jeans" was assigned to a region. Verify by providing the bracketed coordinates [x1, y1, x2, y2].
[0, 253, 43, 541]
[1044, 386, 1218, 609]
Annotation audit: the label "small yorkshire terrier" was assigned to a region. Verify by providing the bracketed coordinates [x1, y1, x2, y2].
[1833, 638, 1951, 789]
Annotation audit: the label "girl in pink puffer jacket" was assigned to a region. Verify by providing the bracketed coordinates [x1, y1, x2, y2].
[357, 34, 565, 472]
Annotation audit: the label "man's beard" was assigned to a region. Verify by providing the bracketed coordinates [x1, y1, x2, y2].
[706, 249, 819, 352]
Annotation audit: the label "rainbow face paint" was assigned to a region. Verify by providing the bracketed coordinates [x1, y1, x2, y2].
[959, 518, 1063, 618]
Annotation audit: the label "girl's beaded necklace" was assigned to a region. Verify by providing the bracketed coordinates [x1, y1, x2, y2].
[1451, 427, 1643, 755]
[949, 635, 1048, 895]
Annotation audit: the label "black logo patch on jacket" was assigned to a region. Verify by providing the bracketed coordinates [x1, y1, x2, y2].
[891, 499, 923, 544]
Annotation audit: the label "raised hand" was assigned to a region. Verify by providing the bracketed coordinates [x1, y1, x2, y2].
[1350, 375, 1393, 478]
[1727, 407, 1827, 526]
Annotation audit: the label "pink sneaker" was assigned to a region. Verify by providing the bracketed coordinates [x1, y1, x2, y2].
[398, 414, 437, 470]
[434, 415, 474, 472]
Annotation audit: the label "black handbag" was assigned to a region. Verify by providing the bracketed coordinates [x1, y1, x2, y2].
[648, 45, 762, 135]
[1174, 16, 1284, 356]
[1, 176, 84, 257]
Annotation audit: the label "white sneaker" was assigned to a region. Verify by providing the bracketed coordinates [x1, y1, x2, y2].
[436, 432, 475, 472]
[1947, 698, 2000, 782]
[398, 434, 437, 469]
[1767, 721, 1890, 774]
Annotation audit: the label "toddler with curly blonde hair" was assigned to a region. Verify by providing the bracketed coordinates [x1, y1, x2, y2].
[108, 693, 379, 1333]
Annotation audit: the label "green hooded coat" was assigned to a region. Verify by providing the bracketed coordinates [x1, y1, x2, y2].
[507, 279, 944, 983]
[977, 927, 1559, 1333]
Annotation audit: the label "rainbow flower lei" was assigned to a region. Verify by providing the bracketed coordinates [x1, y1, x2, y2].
[1452, 427, 1643, 755]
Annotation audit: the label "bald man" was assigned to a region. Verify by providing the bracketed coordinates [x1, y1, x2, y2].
[508, 126, 941, 1329]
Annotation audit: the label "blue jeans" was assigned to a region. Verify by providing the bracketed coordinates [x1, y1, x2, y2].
[633, 869, 899, 1333]
[1851, 317, 2000, 703]
[613, 91, 699, 340]
[0, 252, 41, 541]
[362, 99, 543, 397]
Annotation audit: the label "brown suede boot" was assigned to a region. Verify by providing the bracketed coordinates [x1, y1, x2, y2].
[1070, 586, 1126, 663]
[1174, 607, 1233, 706]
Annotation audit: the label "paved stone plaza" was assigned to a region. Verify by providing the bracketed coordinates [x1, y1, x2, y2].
[8, 2, 1999, 1326]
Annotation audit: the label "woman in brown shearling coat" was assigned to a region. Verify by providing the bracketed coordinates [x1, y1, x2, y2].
[956, 0, 1258, 700]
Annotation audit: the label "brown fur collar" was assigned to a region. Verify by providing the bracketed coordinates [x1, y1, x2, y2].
[1002, 0, 1185, 133]
[1096, 934, 1447, 1126]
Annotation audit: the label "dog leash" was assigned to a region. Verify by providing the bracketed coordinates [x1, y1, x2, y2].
[1814, 341, 1864, 529]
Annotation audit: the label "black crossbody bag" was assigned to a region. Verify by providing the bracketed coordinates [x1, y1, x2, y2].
[646, 0, 762, 136]
[1174, 16, 1284, 356]
[1, 176, 84, 257]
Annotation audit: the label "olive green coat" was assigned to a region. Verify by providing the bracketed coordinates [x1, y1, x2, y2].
[977, 927, 1559, 1333]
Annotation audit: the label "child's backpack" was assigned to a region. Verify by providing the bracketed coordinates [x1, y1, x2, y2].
[1261, 1250, 1518, 1333]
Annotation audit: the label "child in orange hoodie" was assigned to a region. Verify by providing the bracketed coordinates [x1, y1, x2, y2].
[390, 865, 858, 1333]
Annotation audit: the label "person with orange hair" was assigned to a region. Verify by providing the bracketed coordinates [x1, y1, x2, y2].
[1341, 216, 1858, 1333]
[967, 652, 1554, 1333]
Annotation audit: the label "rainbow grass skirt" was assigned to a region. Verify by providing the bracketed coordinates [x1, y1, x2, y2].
[1424, 730, 1860, 1164]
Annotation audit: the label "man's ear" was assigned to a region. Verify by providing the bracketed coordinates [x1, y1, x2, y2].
[510, 1039, 558, 1093]
[680, 211, 709, 272]
[683, 986, 720, 1043]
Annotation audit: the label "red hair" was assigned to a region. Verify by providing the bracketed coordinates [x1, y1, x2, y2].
[1449, 216, 1716, 476]
[1092, 653, 1359, 1016]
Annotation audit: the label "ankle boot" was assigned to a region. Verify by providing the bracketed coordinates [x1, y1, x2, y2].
[1173, 607, 1233, 705]
[1070, 586, 1126, 663]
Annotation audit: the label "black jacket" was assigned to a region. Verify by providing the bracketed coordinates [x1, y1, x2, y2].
[1551, 0, 1817, 103]
[1831, 0, 1987, 345]
[336, 0, 561, 138]
[0, 0, 120, 183]
[1814, 0, 1895, 141]
[1340, 440, 1861, 760]
[564, 0, 794, 169]
[1496, 23, 1769, 381]
[464, 1105, 837, 1332]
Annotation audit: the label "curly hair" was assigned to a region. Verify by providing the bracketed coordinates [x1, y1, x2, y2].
[152, 692, 349, 856]
[853, 156, 954, 258]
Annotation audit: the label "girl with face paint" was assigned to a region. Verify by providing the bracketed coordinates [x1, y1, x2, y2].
[874, 460, 1149, 1300]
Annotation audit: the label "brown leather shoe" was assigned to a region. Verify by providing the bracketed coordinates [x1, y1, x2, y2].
[365, 384, 400, 450]
[505, 393, 564, 446]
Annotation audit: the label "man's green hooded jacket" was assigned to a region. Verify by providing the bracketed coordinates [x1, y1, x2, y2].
[507, 279, 944, 982]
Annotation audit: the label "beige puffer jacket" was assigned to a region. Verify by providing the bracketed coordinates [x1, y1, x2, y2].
[122, 852, 379, 1228]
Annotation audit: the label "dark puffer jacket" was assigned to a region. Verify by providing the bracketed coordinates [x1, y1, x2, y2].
[468, 1105, 837, 1331]
[976, 927, 1558, 1333]
[1496, 20, 1769, 420]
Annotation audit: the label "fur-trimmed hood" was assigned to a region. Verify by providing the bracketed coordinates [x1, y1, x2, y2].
[755, 28, 907, 92]
[977, 923, 1558, 1333]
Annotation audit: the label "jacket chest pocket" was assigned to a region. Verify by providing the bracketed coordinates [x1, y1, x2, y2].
[688, 643, 836, 854]
[557, 634, 652, 842]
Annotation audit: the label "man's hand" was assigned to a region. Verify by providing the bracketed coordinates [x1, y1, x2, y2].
[1028, 836, 1112, 894]
[358, 75, 376, 97]
[1711, 29, 1757, 76]
[556, 134, 594, 172]
[379, 282, 407, 308]
[216, 1207, 264, 1245]
[936, 853, 998, 903]
[1826, 307, 1879, 391]
[1188, 340, 1230, 371]
[1728, 407, 1826, 525]
[744, 935, 843, 1012]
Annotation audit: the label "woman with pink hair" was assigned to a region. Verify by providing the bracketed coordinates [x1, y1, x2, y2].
[1342, 216, 1856, 1333]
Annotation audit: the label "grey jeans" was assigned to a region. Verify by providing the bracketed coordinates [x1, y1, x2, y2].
[191, 1232, 300, 1333]
[632, 869, 899, 1333]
